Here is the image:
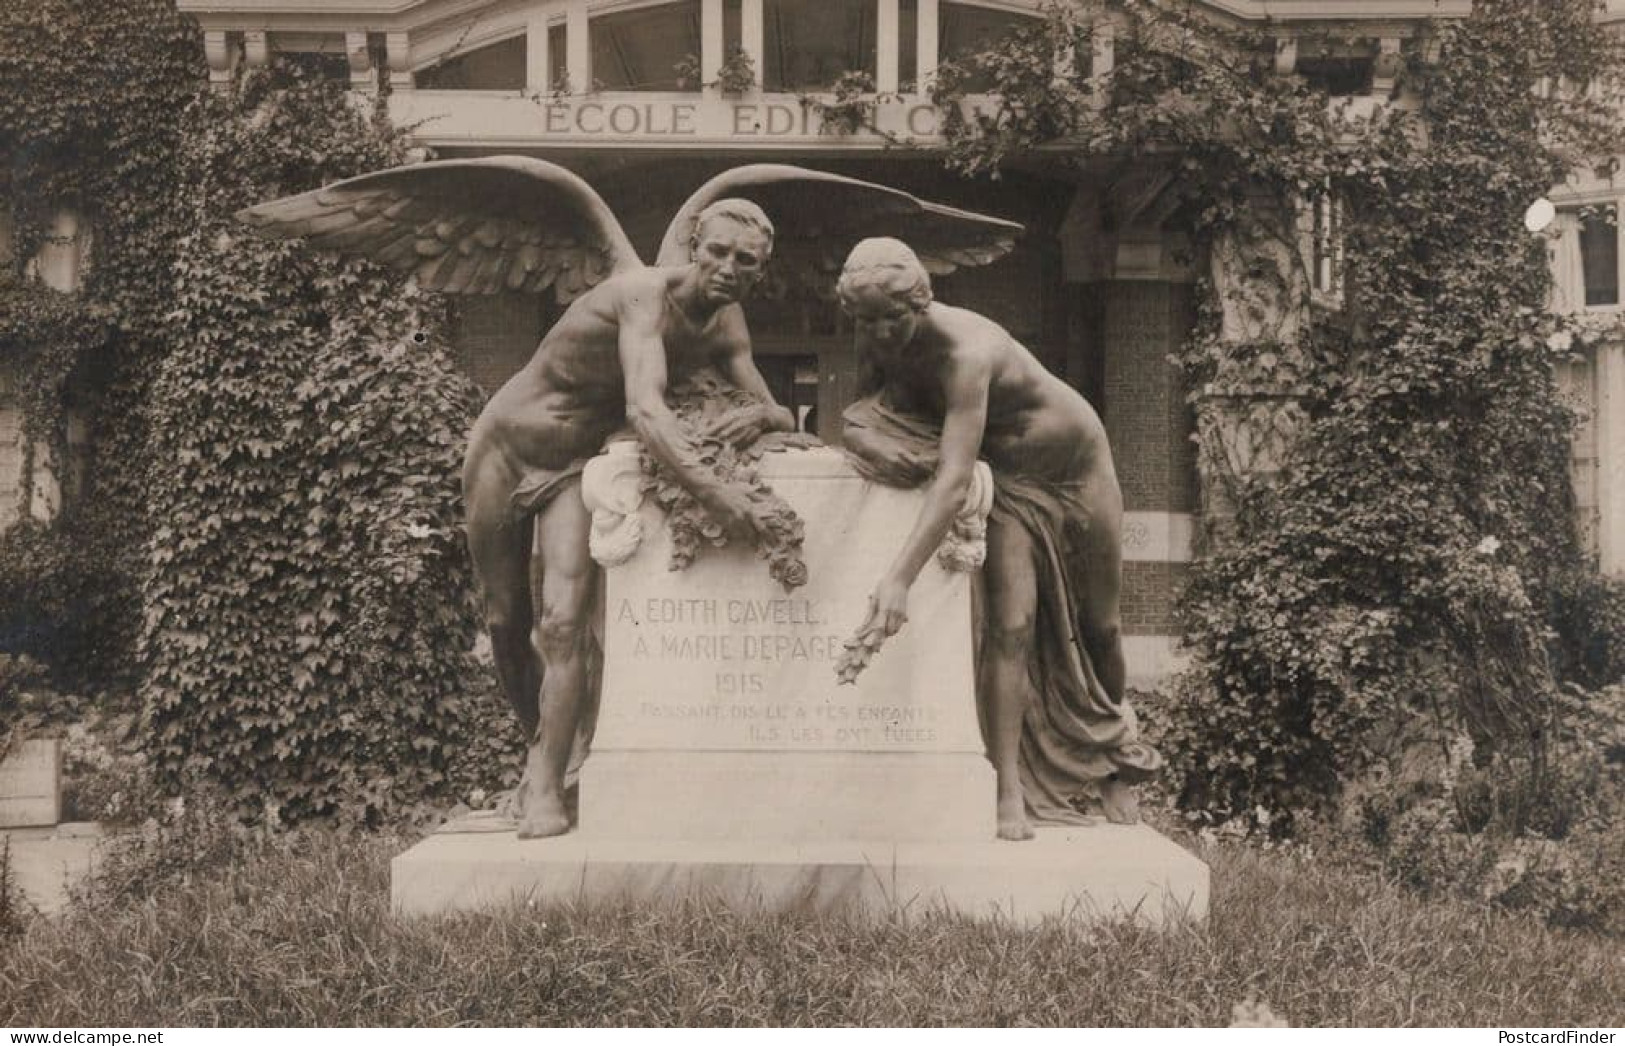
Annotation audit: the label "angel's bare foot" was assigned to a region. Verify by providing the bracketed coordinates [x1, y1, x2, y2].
[1099, 776, 1141, 825]
[996, 785, 1034, 841]
[513, 741, 572, 839]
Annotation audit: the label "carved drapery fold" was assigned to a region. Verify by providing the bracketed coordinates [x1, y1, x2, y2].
[938, 461, 995, 572]
[581, 440, 645, 566]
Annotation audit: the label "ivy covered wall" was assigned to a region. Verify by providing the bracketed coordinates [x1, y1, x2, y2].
[2, 3, 519, 820]
[0, 0, 199, 688]
[139, 70, 520, 823]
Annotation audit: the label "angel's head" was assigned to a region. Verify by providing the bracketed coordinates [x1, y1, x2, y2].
[837, 237, 932, 352]
[689, 198, 774, 305]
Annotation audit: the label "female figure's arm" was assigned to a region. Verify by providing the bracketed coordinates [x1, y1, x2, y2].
[853, 351, 990, 639]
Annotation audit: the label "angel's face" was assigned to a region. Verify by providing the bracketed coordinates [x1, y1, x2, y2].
[841, 284, 922, 357]
[691, 217, 771, 305]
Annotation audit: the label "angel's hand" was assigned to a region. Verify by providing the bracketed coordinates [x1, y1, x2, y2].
[701, 484, 761, 538]
[704, 403, 789, 447]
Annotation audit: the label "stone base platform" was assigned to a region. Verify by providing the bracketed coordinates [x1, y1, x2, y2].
[392, 823, 1209, 927]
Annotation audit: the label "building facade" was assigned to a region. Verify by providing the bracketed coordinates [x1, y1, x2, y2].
[7, 0, 1609, 680]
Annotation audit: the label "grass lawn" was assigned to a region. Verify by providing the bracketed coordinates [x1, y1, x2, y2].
[1, 829, 1620, 1027]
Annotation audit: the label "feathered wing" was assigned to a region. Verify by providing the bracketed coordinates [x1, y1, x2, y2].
[654, 165, 1023, 282]
[236, 157, 642, 301]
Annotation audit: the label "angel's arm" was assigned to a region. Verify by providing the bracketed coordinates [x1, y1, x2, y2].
[617, 279, 755, 527]
[710, 308, 794, 441]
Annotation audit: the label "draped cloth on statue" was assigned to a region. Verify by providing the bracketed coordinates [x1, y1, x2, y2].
[510, 459, 589, 521]
[844, 394, 1162, 824]
[991, 473, 1162, 823]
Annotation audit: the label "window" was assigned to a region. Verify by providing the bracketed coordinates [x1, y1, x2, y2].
[590, 1, 703, 91]
[1550, 205, 1623, 312]
[417, 36, 527, 90]
[550, 25, 567, 89]
[763, 0, 876, 90]
[1579, 207, 1618, 307]
[898, 0, 917, 89]
[1296, 56, 1370, 96]
[938, 2, 1040, 92]
[1309, 190, 1343, 303]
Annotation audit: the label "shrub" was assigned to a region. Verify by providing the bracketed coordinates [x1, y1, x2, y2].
[1343, 683, 1625, 935]
[0, 515, 131, 689]
[1549, 567, 1625, 689]
[139, 65, 509, 825]
[0, 836, 35, 942]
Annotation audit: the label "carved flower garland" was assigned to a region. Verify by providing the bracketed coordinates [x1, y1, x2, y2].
[639, 370, 812, 590]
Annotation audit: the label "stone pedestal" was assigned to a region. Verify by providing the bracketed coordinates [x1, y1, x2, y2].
[0, 738, 61, 828]
[392, 824, 1207, 924]
[581, 447, 991, 845]
[393, 447, 1209, 925]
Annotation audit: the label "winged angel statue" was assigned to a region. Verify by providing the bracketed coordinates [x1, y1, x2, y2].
[239, 158, 1021, 838]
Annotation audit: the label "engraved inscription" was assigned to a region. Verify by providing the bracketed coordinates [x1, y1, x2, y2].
[612, 596, 942, 750]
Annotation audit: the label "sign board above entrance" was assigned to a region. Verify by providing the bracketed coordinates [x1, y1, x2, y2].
[386, 90, 986, 149]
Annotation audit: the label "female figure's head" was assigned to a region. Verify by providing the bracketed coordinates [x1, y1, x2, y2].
[838, 237, 932, 351]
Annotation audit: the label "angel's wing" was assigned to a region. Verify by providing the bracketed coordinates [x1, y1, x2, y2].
[654, 165, 1023, 277]
[236, 157, 642, 301]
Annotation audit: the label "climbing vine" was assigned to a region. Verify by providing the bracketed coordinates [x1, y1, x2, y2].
[930, 0, 1625, 826]
[0, 0, 200, 688]
[140, 66, 507, 824]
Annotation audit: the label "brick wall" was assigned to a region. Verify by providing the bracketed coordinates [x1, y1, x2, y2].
[1096, 280, 1199, 638]
[1121, 561, 1189, 634]
[1099, 280, 1199, 515]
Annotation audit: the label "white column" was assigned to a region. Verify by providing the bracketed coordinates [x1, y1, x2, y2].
[1597, 340, 1625, 575]
[1372, 37, 1401, 98]
[243, 29, 269, 69]
[204, 30, 235, 86]
[567, 3, 590, 92]
[701, 0, 723, 84]
[741, 0, 764, 88]
[386, 32, 413, 89]
[1092, 20, 1114, 78]
[346, 31, 374, 92]
[1273, 36, 1297, 76]
[915, 0, 938, 90]
[527, 14, 552, 91]
[877, 0, 899, 93]
[35, 210, 84, 294]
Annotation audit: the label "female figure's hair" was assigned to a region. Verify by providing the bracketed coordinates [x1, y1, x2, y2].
[837, 237, 933, 311]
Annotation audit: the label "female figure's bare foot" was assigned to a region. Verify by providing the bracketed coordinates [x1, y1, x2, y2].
[996, 782, 1035, 841]
[516, 789, 572, 839]
[1099, 776, 1140, 825]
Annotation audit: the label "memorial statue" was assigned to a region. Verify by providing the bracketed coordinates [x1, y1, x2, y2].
[836, 237, 1161, 841]
[238, 160, 1021, 839]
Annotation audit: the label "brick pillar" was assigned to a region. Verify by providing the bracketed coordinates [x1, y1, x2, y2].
[1098, 279, 1198, 684]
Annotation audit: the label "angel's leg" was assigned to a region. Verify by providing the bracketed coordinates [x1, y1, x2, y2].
[465, 446, 539, 738]
[517, 482, 595, 840]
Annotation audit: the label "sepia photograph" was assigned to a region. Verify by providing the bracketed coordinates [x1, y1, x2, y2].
[0, 0, 1621, 1030]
